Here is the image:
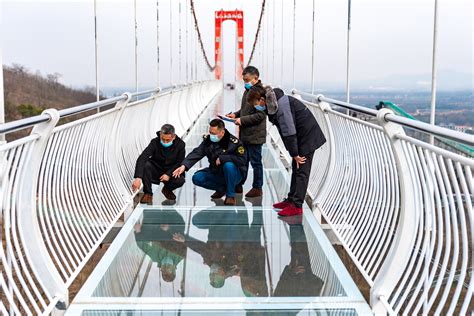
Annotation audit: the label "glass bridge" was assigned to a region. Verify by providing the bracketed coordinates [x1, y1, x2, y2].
[66, 89, 372, 315]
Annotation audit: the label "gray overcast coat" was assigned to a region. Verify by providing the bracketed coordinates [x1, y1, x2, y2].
[268, 88, 326, 157]
[234, 80, 267, 145]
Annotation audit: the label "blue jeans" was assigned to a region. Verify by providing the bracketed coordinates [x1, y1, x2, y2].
[240, 144, 263, 189]
[192, 162, 243, 197]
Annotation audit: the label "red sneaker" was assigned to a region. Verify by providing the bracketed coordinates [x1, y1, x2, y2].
[277, 204, 303, 217]
[273, 200, 292, 209]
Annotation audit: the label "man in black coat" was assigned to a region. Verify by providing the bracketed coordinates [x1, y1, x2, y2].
[226, 66, 266, 198]
[132, 124, 186, 203]
[172, 119, 247, 206]
[246, 86, 326, 216]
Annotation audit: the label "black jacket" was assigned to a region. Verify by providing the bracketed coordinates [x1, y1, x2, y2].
[181, 129, 247, 176]
[134, 132, 186, 178]
[234, 80, 267, 145]
[268, 88, 326, 157]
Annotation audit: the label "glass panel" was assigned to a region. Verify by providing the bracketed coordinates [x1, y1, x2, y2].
[82, 309, 358, 316]
[92, 206, 346, 299]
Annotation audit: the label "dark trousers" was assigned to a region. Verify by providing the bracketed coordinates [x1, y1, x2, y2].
[142, 161, 185, 194]
[240, 144, 264, 189]
[287, 151, 315, 208]
[192, 162, 243, 197]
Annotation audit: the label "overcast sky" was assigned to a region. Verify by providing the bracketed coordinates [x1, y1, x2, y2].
[1, 0, 473, 93]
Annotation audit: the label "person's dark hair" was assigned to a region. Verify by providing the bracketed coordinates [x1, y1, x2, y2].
[246, 85, 266, 104]
[160, 124, 175, 135]
[242, 66, 259, 78]
[209, 118, 225, 130]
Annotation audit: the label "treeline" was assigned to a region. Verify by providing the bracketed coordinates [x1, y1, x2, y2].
[3, 64, 103, 141]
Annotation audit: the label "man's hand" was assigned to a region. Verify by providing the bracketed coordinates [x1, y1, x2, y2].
[131, 178, 142, 192]
[293, 156, 307, 169]
[172, 165, 186, 178]
[173, 232, 185, 243]
[234, 118, 241, 126]
[226, 113, 236, 119]
[216, 158, 221, 166]
[160, 174, 170, 182]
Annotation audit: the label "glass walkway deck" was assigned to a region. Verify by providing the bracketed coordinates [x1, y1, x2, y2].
[67, 89, 372, 315]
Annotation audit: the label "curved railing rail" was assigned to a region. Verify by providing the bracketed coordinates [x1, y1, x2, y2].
[0, 81, 222, 315]
[268, 89, 473, 314]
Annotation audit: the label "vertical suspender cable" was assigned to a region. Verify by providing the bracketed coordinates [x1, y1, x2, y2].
[178, 0, 182, 84]
[170, 0, 173, 85]
[272, 0, 276, 84]
[156, 0, 160, 88]
[0, 3, 4, 141]
[345, 0, 351, 114]
[185, 0, 189, 83]
[429, 0, 439, 144]
[94, 0, 100, 109]
[292, 0, 296, 89]
[134, 0, 138, 94]
[311, 0, 316, 95]
[281, 0, 284, 87]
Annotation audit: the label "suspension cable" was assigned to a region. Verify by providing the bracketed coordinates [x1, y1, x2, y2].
[179, 0, 182, 83]
[292, 0, 296, 88]
[246, 0, 266, 67]
[156, 0, 160, 87]
[190, 0, 215, 71]
[311, 0, 316, 94]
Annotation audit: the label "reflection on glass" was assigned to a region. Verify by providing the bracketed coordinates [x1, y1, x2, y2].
[134, 209, 186, 284]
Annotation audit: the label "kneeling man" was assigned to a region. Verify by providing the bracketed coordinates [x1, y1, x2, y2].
[172, 119, 247, 206]
[132, 124, 186, 203]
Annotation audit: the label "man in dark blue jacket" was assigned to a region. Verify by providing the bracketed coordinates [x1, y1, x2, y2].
[132, 124, 186, 203]
[246, 86, 326, 216]
[173, 119, 247, 206]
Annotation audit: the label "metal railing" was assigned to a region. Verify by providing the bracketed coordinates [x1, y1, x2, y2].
[272, 89, 472, 315]
[0, 81, 222, 315]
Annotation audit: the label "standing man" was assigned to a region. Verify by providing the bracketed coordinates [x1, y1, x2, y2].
[226, 66, 266, 198]
[132, 124, 186, 203]
[246, 86, 326, 216]
[172, 119, 247, 206]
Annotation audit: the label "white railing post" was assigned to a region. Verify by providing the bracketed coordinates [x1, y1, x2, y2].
[108, 93, 133, 219]
[16, 109, 68, 310]
[371, 108, 417, 314]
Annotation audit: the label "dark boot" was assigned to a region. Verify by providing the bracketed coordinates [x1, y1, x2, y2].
[161, 187, 176, 200]
[140, 193, 153, 204]
[245, 188, 263, 198]
[224, 196, 236, 205]
[211, 191, 226, 199]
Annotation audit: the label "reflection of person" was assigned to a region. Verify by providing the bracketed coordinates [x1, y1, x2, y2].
[173, 206, 267, 295]
[274, 218, 323, 298]
[134, 209, 186, 282]
[132, 124, 186, 203]
[173, 119, 247, 205]
[246, 86, 326, 216]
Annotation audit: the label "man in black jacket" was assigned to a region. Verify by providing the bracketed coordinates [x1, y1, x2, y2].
[246, 86, 326, 216]
[172, 119, 247, 206]
[226, 66, 266, 198]
[132, 124, 186, 203]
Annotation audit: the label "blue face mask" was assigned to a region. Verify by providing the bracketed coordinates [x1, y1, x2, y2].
[244, 82, 252, 90]
[209, 134, 221, 143]
[255, 105, 266, 111]
[161, 140, 173, 147]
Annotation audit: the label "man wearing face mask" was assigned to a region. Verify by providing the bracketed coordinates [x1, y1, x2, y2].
[225, 66, 266, 198]
[132, 124, 186, 203]
[172, 119, 247, 205]
[246, 85, 326, 216]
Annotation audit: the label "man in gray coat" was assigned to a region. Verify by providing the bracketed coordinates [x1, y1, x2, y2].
[226, 66, 266, 198]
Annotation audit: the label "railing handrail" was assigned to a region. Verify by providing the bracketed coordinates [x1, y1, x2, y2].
[292, 89, 474, 147]
[0, 87, 163, 135]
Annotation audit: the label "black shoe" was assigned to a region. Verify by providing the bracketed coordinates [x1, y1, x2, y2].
[211, 191, 226, 199]
[161, 187, 176, 200]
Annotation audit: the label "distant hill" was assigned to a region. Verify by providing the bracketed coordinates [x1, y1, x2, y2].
[3, 64, 103, 141]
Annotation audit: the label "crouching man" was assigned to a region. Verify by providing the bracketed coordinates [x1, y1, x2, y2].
[132, 124, 186, 203]
[172, 119, 247, 206]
